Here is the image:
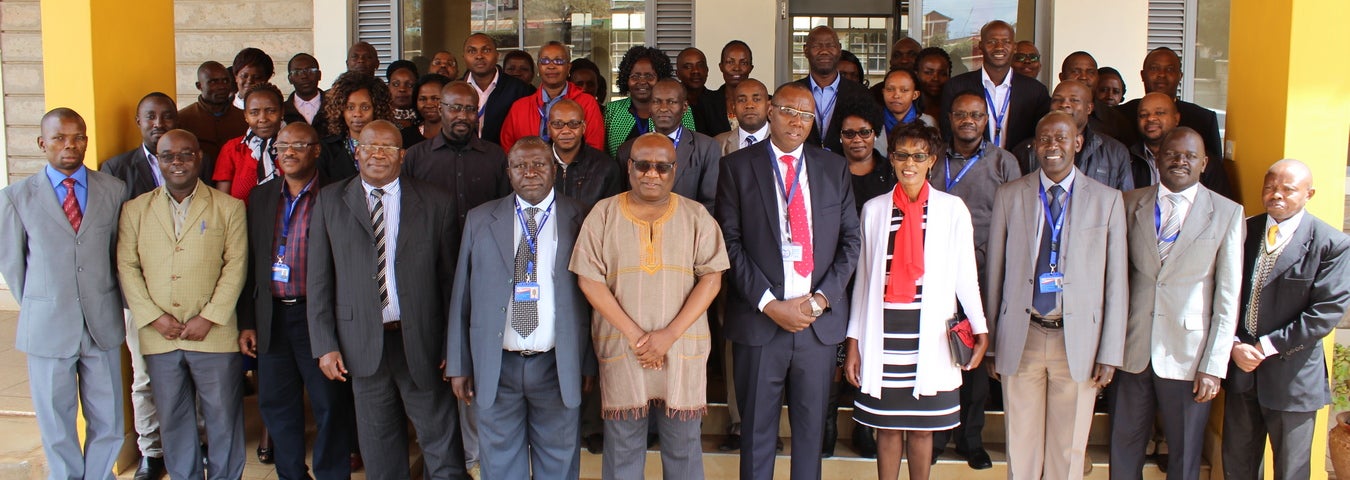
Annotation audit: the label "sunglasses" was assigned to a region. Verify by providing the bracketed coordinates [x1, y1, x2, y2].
[841, 128, 874, 139]
[1013, 53, 1041, 63]
[631, 160, 675, 174]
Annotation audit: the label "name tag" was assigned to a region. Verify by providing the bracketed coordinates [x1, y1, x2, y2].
[514, 282, 540, 302]
[271, 263, 291, 283]
[1038, 272, 1064, 293]
[781, 243, 804, 262]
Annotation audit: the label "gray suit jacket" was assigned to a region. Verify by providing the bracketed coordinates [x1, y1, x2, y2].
[1121, 185, 1243, 380]
[985, 169, 1128, 382]
[0, 169, 127, 357]
[445, 192, 596, 408]
[307, 177, 459, 389]
[617, 128, 721, 212]
[714, 130, 742, 157]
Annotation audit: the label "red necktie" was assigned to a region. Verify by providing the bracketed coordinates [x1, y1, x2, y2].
[779, 155, 813, 276]
[62, 178, 82, 233]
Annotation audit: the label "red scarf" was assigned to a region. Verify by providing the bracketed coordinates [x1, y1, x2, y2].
[884, 183, 927, 303]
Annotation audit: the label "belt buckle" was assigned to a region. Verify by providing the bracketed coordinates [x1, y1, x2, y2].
[519, 350, 541, 357]
[280, 298, 299, 305]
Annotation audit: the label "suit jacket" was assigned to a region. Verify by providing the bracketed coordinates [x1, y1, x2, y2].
[317, 135, 359, 182]
[689, 87, 731, 137]
[283, 90, 330, 140]
[1225, 213, 1350, 412]
[473, 68, 535, 146]
[616, 128, 721, 212]
[1121, 185, 1243, 380]
[101, 147, 159, 200]
[715, 141, 861, 346]
[793, 76, 874, 153]
[939, 68, 1051, 149]
[0, 169, 127, 357]
[985, 169, 1128, 382]
[116, 181, 248, 355]
[445, 192, 596, 408]
[239, 174, 332, 354]
[1117, 98, 1223, 160]
[307, 177, 459, 389]
[714, 130, 741, 157]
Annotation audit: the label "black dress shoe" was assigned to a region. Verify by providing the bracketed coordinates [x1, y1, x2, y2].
[133, 456, 165, 480]
[718, 434, 740, 452]
[1156, 453, 1169, 473]
[963, 449, 993, 470]
[852, 424, 877, 459]
[584, 433, 604, 454]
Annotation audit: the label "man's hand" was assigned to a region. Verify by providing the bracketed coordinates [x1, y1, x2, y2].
[151, 313, 183, 340]
[1192, 372, 1221, 403]
[319, 351, 348, 381]
[1091, 363, 1116, 389]
[450, 376, 475, 405]
[1231, 342, 1266, 372]
[843, 338, 861, 388]
[763, 296, 817, 333]
[238, 329, 258, 357]
[180, 316, 214, 341]
[634, 328, 678, 368]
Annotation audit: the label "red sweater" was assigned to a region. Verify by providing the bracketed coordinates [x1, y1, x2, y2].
[499, 82, 605, 153]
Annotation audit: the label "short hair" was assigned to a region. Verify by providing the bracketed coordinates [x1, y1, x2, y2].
[841, 99, 885, 136]
[279, 122, 320, 144]
[443, 81, 480, 105]
[508, 136, 551, 161]
[721, 40, 752, 61]
[1063, 51, 1097, 69]
[538, 41, 570, 58]
[287, 53, 317, 70]
[887, 122, 945, 158]
[385, 59, 418, 81]
[1160, 126, 1204, 156]
[1097, 67, 1127, 95]
[41, 108, 84, 130]
[323, 72, 395, 138]
[773, 81, 811, 98]
[950, 90, 986, 109]
[231, 47, 275, 79]
[137, 92, 175, 111]
[616, 45, 673, 95]
[416, 73, 453, 94]
[549, 98, 583, 119]
[838, 50, 865, 77]
[503, 50, 534, 67]
[242, 82, 285, 108]
[915, 47, 952, 76]
[464, 32, 496, 48]
[569, 58, 607, 102]
[980, 20, 1015, 39]
[883, 68, 921, 90]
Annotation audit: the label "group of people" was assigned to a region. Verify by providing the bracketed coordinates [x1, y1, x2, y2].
[2, 17, 1348, 480]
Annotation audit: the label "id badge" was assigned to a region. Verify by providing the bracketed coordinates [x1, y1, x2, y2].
[1038, 272, 1064, 293]
[271, 263, 291, 283]
[781, 243, 804, 262]
[514, 282, 541, 302]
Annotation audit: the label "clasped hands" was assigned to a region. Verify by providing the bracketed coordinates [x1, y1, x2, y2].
[626, 327, 678, 370]
[764, 293, 826, 333]
[151, 313, 213, 341]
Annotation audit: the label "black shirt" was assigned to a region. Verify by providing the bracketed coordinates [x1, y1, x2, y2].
[401, 135, 512, 230]
[554, 144, 623, 209]
[850, 151, 898, 213]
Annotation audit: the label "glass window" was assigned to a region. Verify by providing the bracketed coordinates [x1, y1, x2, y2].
[791, 15, 891, 87]
[1193, 0, 1228, 118]
[917, 0, 1020, 75]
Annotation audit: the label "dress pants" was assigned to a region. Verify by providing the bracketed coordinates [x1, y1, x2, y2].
[123, 309, 162, 459]
[733, 327, 836, 480]
[1109, 364, 1210, 480]
[144, 350, 245, 480]
[602, 405, 703, 480]
[1222, 386, 1317, 480]
[27, 328, 123, 480]
[932, 367, 990, 454]
[474, 350, 580, 479]
[1002, 323, 1098, 480]
[350, 329, 465, 480]
[258, 300, 356, 480]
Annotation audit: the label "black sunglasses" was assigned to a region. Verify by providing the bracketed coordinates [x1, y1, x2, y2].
[631, 160, 674, 174]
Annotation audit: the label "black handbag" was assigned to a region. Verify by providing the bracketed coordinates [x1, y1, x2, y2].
[947, 317, 975, 366]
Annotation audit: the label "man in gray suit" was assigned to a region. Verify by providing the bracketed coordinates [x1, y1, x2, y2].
[985, 111, 1127, 480]
[617, 78, 721, 212]
[447, 136, 594, 479]
[1223, 159, 1350, 480]
[1110, 127, 1243, 480]
[0, 108, 127, 480]
[307, 120, 466, 480]
[713, 79, 771, 157]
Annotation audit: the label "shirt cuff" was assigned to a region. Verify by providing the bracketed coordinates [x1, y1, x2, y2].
[1258, 336, 1278, 356]
[757, 290, 775, 312]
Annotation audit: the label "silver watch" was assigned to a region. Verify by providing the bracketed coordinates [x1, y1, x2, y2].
[807, 295, 825, 317]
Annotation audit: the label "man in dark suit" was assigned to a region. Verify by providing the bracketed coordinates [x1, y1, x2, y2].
[464, 33, 534, 145]
[1128, 93, 1232, 199]
[794, 26, 875, 154]
[1058, 52, 1135, 144]
[1223, 159, 1350, 480]
[1116, 47, 1224, 160]
[716, 82, 861, 480]
[282, 53, 329, 137]
[940, 20, 1051, 150]
[446, 136, 594, 479]
[617, 79, 721, 212]
[239, 123, 355, 480]
[677, 47, 731, 136]
[307, 120, 465, 480]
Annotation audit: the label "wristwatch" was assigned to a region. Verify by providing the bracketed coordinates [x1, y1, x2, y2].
[807, 295, 825, 317]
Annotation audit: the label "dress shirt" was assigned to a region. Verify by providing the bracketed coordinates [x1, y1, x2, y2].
[141, 146, 166, 187]
[233, 94, 246, 110]
[270, 176, 318, 297]
[1252, 209, 1307, 355]
[164, 184, 198, 240]
[1141, 146, 1161, 186]
[294, 92, 322, 124]
[401, 135, 512, 230]
[810, 74, 841, 138]
[45, 165, 88, 214]
[757, 141, 816, 311]
[362, 178, 403, 324]
[1157, 182, 1199, 231]
[470, 69, 500, 137]
[1034, 168, 1077, 318]
[737, 124, 770, 149]
[504, 189, 558, 351]
[981, 67, 1014, 148]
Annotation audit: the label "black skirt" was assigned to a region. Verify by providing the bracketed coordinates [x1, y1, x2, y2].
[851, 309, 961, 431]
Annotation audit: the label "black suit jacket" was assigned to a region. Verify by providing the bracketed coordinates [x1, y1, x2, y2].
[793, 76, 875, 153]
[472, 69, 535, 146]
[690, 86, 731, 136]
[939, 68, 1051, 148]
[307, 177, 459, 389]
[1225, 213, 1350, 412]
[715, 141, 861, 346]
[100, 147, 160, 201]
[240, 174, 331, 354]
[316, 135, 360, 182]
[283, 90, 330, 140]
[1117, 98, 1223, 159]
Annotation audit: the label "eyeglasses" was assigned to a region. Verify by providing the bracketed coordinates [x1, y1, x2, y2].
[273, 142, 314, 152]
[889, 151, 932, 162]
[950, 111, 988, 121]
[509, 161, 551, 173]
[628, 72, 657, 82]
[538, 57, 569, 66]
[440, 102, 478, 114]
[1012, 53, 1040, 63]
[631, 160, 675, 175]
[157, 151, 198, 162]
[289, 67, 320, 76]
[840, 128, 874, 139]
[357, 144, 401, 156]
[772, 104, 816, 123]
[549, 120, 584, 130]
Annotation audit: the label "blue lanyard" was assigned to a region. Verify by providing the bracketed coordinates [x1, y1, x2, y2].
[515, 198, 556, 277]
[669, 127, 683, 149]
[982, 87, 1012, 147]
[814, 85, 838, 134]
[629, 102, 649, 135]
[769, 151, 806, 239]
[537, 86, 567, 141]
[277, 176, 317, 260]
[1037, 182, 1072, 271]
[944, 150, 982, 191]
[1154, 202, 1180, 242]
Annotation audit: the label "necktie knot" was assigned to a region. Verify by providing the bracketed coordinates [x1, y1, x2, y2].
[1166, 193, 1184, 207]
[779, 154, 795, 165]
[62, 178, 76, 190]
[525, 206, 540, 221]
[370, 188, 385, 198]
[745, 135, 756, 147]
[1267, 225, 1279, 248]
[1049, 184, 1064, 200]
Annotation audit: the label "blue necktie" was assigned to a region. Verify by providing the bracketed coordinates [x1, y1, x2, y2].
[1033, 185, 1063, 315]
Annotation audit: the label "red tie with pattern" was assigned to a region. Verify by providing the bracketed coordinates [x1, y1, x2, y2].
[62, 178, 82, 233]
[779, 155, 813, 276]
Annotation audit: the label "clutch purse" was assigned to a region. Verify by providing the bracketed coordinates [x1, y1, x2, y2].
[947, 317, 975, 366]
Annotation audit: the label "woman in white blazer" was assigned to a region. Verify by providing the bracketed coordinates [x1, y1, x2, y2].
[843, 123, 988, 480]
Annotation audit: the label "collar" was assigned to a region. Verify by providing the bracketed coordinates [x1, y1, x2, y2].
[740, 123, 770, 142]
[539, 83, 569, 105]
[811, 73, 841, 93]
[295, 90, 322, 106]
[981, 67, 1013, 89]
[1039, 167, 1076, 192]
[1157, 182, 1200, 204]
[1265, 209, 1306, 248]
[361, 178, 402, 197]
[141, 144, 158, 160]
[433, 133, 483, 152]
[469, 68, 501, 95]
[282, 173, 319, 200]
[551, 143, 583, 167]
[45, 164, 88, 189]
[770, 140, 805, 161]
[947, 139, 988, 160]
[163, 181, 200, 205]
[515, 188, 556, 210]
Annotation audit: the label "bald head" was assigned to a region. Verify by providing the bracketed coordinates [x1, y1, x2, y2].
[1050, 80, 1094, 130]
[890, 37, 922, 71]
[360, 119, 401, 142]
[442, 80, 479, 104]
[347, 42, 379, 76]
[41, 108, 85, 133]
[1262, 159, 1315, 221]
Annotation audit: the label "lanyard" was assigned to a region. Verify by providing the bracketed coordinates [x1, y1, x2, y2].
[1154, 202, 1180, 242]
[277, 176, 317, 260]
[515, 198, 556, 278]
[669, 127, 683, 149]
[944, 150, 982, 191]
[537, 86, 567, 141]
[814, 85, 838, 135]
[769, 151, 806, 240]
[982, 87, 1012, 147]
[1037, 182, 1073, 271]
[629, 102, 649, 135]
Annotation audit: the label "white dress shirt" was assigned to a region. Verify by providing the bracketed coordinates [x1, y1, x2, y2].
[294, 91, 323, 124]
[1034, 168, 1077, 318]
[737, 124, 770, 149]
[362, 179, 402, 323]
[757, 141, 815, 311]
[504, 190, 558, 351]
[470, 69, 500, 137]
[981, 67, 1014, 148]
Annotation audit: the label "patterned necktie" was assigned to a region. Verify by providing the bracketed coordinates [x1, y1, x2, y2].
[512, 207, 541, 338]
[1033, 185, 1064, 315]
[1266, 225, 1279, 249]
[369, 188, 389, 309]
[745, 135, 756, 147]
[62, 178, 82, 233]
[1158, 194, 1183, 261]
[780, 155, 813, 276]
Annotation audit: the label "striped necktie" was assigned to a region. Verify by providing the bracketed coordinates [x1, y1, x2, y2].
[370, 188, 389, 309]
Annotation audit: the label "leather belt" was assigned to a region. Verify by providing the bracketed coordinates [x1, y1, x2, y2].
[275, 296, 305, 305]
[383, 321, 402, 331]
[1031, 315, 1063, 329]
[506, 349, 548, 357]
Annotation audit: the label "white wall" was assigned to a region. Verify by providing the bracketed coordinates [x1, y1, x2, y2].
[1047, 0, 1147, 102]
[313, 0, 350, 90]
[694, 0, 781, 90]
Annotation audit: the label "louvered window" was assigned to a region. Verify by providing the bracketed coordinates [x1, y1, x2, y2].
[1147, 0, 1196, 99]
[354, 0, 400, 74]
[650, 0, 694, 55]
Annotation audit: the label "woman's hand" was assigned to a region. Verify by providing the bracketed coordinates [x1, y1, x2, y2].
[964, 333, 989, 371]
[843, 338, 862, 388]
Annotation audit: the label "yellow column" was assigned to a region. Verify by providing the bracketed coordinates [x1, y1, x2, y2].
[1225, 1, 1349, 479]
[39, 0, 176, 473]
